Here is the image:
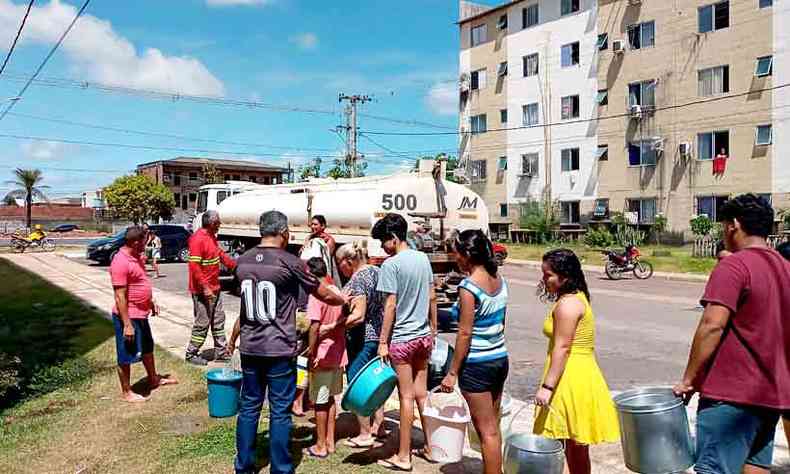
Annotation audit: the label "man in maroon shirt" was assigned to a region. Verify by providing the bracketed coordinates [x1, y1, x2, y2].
[674, 194, 790, 474]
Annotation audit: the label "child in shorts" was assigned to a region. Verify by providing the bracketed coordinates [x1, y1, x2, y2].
[305, 257, 347, 459]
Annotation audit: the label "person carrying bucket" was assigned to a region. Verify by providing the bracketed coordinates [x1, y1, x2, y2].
[227, 211, 348, 474]
[334, 240, 387, 448]
[674, 194, 790, 474]
[372, 213, 438, 472]
[533, 249, 620, 474]
[439, 229, 509, 474]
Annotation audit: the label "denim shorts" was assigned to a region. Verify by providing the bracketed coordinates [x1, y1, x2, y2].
[459, 357, 509, 394]
[112, 315, 154, 365]
[695, 398, 780, 473]
[346, 340, 378, 381]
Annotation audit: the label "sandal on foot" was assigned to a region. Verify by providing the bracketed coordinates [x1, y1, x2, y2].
[377, 459, 412, 472]
[304, 447, 329, 459]
[343, 437, 374, 448]
[412, 448, 439, 464]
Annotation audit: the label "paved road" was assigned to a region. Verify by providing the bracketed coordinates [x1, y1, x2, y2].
[0, 237, 96, 247]
[70, 257, 705, 401]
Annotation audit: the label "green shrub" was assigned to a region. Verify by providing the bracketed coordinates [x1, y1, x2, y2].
[0, 353, 21, 400]
[614, 225, 646, 247]
[26, 358, 97, 397]
[584, 227, 615, 248]
[690, 215, 713, 237]
[519, 200, 559, 244]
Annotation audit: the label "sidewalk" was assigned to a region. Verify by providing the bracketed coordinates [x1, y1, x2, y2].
[507, 258, 711, 283]
[2, 253, 787, 473]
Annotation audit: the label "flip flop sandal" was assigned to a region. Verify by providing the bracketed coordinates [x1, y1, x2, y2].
[304, 447, 329, 460]
[343, 437, 375, 448]
[377, 459, 412, 472]
[412, 448, 439, 464]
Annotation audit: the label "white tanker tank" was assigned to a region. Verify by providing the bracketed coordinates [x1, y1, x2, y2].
[213, 160, 489, 259]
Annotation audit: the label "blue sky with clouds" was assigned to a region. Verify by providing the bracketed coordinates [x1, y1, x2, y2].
[0, 0, 500, 197]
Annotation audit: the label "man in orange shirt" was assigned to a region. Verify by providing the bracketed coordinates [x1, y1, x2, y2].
[186, 210, 237, 366]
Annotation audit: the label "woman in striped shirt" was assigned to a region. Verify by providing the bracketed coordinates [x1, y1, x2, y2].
[441, 229, 509, 474]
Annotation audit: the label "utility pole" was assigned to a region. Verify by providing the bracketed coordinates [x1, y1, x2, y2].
[338, 93, 372, 177]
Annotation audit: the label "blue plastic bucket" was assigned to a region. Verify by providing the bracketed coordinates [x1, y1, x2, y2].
[341, 357, 397, 417]
[206, 368, 243, 418]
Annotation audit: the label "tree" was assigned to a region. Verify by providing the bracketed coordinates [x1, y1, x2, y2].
[415, 153, 462, 183]
[298, 158, 322, 182]
[2, 195, 16, 206]
[4, 168, 49, 230]
[201, 162, 224, 184]
[324, 155, 366, 179]
[104, 175, 176, 224]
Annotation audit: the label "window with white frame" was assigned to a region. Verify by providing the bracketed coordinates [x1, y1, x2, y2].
[628, 80, 656, 108]
[521, 153, 539, 177]
[699, 1, 729, 33]
[628, 141, 658, 166]
[697, 195, 729, 221]
[471, 69, 487, 90]
[697, 130, 729, 160]
[471, 114, 488, 134]
[627, 21, 655, 49]
[627, 198, 657, 224]
[755, 56, 773, 77]
[561, 0, 580, 16]
[498, 156, 507, 171]
[522, 103, 539, 126]
[471, 24, 487, 46]
[561, 42, 580, 67]
[500, 108, 508, 124]
[523, 53, 539, 77]
[560, 201, 581, 224]
[561, 148, 580, 171]
[522, 4, 539, 28]
[561, 95, 580, 120]
[469, 160, 487, 181]
[698, 66, 729, 96]
[756, 124, 772, 145]
[760, 0, 772, 8]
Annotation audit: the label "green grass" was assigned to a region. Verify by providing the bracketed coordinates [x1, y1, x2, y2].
[506, 243, 717, 275]
[0, 259, 391, 473]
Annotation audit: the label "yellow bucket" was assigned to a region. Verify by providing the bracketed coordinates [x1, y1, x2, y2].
[296, 356, 308, 389]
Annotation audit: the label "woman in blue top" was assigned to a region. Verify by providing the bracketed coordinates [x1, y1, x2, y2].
[440, 229, 509, 474]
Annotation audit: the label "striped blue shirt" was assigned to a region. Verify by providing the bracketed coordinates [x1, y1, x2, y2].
[449, 277, 509, 363]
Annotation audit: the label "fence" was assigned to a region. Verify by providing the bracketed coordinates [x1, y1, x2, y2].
[693, 234, 789, 257]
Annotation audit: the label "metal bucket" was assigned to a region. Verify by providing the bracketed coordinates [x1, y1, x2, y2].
[613, 387, 694, 474]
[503, 433, 564, 474]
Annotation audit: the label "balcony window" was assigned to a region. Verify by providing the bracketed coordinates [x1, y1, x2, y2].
[596, 89, 608, 105]
[469, 160, 487, 181]
[628, 141, 658, 166]
[561, 201, 581, 224]
[561, 95, 580, 120]
[471, 69, 487, 90]
[521, 153, 539, 177]
[597, 33, 609, 50]
[628, 80, 656, 108]
[561, 148, 580, 171]
[471, 114, 488, 134]
[522, 103, 539, 126]
[699, 1, 729, 33]
[627, 21, 655, 50]
[698, 66, 729, 96]
[697, 196, 729, 221]
[498, 156, 508, 171]
[760, 0, 772, 8]
[756, 124, 772, 145]
[471, 24, 487, 46]
[755, 56, 773, 77]
[523, 53, 539, 77]
[561, 42, 580, 67]
[498, 61, 508, 77]
[593, 199, 609, 218]
[627, 198, 657, 224]
[561, 0, 580, 16]
[698, 130, 729, 160]
[522, 4, 539, 28]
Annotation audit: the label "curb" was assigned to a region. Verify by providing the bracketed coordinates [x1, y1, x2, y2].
[506, 258, 710, 283]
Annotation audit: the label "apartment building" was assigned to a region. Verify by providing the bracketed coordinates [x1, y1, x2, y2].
[458, 0, 789, 234]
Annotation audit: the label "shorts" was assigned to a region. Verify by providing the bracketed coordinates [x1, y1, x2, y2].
[309, 369, 343, 404]
[390, 334, 433, 366]
[112, 314, 154, 365]
[695, 398, 779, 473]
[151, 249, 161, 259]
[459, 357, 509, 394]
[347, 340, 378, 381]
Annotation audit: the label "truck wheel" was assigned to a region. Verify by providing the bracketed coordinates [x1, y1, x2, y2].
[178, 247, 190, 263]
[495, 251, 507, 266]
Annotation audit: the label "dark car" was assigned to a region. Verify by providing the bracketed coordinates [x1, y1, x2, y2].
[86, 224, 191, 265]
[51, 224, 79, 233]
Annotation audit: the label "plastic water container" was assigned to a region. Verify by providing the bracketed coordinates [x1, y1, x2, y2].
[206, 367, 243, 418]
[422, 387, 471, 463]
[296, 356, 308, 389]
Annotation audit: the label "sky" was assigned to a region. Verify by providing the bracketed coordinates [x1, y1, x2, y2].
[0, 0, 499, 198]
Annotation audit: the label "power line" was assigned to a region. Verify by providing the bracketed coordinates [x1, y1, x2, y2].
[0, 0, 35, 77]
[0, 0, 92, 123]
[361, 82, 790, 136]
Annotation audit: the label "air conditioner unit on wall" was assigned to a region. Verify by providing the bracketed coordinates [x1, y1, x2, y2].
[629, 104, 642, 118]
[613, 40, 626, 53]
[679, 142, 691, 155]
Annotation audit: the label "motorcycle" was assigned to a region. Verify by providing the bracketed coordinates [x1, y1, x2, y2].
[601, 245, 653, 280]
[11, 234, 56, 253]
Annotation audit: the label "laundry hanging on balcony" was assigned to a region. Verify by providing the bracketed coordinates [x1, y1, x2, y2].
[712, 152, 728, 175]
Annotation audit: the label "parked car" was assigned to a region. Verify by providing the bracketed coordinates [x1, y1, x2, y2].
[51, 224, 79, 233]
[86, 224, 191, 265]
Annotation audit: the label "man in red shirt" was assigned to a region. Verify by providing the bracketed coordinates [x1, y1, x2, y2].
[186, 210, 237, 366]
[110, 226, 176, 402]
[674, 194, 790, 474]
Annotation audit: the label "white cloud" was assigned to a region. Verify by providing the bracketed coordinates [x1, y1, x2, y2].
[206, 0, 270, 6]
[425, 82, 457, 116]
[289, 33, 318, 51]
[0, 0, 225, 96]
[19, 140, 78, 161]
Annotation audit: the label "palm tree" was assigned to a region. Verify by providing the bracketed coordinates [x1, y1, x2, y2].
[4, 168, 49, 230]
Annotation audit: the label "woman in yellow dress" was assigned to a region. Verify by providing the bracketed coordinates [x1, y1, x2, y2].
[533, 249, 620, 474]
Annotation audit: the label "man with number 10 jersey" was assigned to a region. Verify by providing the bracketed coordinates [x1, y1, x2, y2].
[228, 210, 346, 474]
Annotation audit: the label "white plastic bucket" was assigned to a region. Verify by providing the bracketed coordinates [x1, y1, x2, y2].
[422, 387, 471, 463]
